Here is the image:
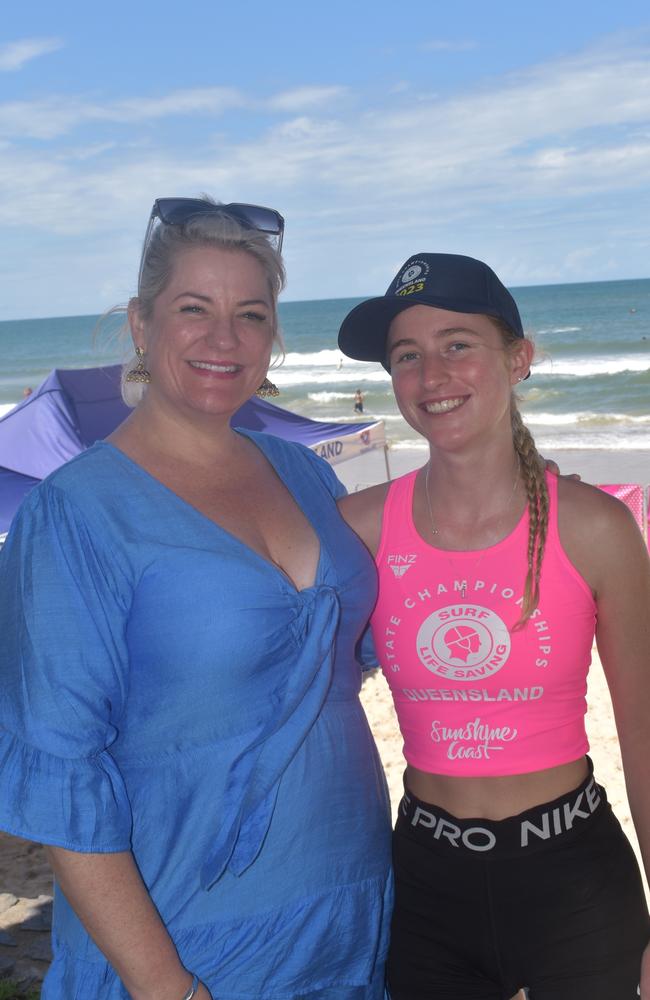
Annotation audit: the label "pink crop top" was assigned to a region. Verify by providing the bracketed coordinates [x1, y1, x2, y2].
[372, 470, 596, 776]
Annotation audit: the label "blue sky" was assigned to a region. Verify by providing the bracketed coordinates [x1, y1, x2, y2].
[2, 0, 649, 319]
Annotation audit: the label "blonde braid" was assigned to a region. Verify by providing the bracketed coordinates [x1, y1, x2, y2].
[511, 403, 549, 628]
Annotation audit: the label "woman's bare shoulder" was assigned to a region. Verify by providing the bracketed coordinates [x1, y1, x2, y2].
[556, 476, 646, 589]
[557, 476, 637, 533]
[338, 482, 391, 556]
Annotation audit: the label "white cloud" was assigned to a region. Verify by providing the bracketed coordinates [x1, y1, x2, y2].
[266, 86, 348, 112]
[0, 37, 63, 72]
[370, 51, 650, 178]
[0, 88, 247, 140]
[58, 142, 119, 162]
[107, 88, 247, 121]
[0, 85, 347, 141]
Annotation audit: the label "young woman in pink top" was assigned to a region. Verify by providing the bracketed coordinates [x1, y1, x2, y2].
[337, 254, 650, 1000]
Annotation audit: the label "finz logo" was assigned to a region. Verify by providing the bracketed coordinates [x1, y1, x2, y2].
[416, 605, 511, 681]
[387, 553, 417, 577]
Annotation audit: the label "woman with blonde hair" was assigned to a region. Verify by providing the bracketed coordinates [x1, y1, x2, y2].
[338, 252, 650, 999]
[0, 198, 393, 999]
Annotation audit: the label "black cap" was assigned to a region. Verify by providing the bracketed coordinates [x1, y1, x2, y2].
[338, 253, 524, 368]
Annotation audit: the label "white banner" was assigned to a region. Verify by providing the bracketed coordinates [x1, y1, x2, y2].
[310, 421, 386, 466]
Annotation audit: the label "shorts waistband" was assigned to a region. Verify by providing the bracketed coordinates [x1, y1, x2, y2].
[397, 759, 608, 856]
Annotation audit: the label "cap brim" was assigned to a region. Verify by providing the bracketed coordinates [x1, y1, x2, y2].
[338, 298, 415, 364]
[338, 294, 522, 367]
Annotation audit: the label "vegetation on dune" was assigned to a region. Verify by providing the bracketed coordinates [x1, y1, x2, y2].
[0, 980, 41, 1000]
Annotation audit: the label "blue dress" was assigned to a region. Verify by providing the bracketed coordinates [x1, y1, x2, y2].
[0, 431, 393, 999]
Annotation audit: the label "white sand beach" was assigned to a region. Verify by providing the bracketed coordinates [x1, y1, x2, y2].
[336, 443, 650, 492]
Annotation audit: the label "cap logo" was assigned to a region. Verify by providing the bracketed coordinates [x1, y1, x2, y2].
[402, 264, 422, 284]
[395, 258, 430, 297]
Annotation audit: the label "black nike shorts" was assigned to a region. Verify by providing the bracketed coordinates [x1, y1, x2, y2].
[388, 765, 649, 999]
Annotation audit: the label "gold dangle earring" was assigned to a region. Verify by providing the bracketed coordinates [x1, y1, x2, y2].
[255, 377, 279, 398]
[125, 346, 151, 384]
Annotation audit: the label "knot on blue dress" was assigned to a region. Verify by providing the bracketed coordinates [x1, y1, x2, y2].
[200, 586, 340, 889]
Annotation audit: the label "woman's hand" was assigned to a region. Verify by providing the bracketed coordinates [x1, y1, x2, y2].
[541, 455, 581, 480]
[140, 977, 212, 1000]
[135, 978, 212, 1000]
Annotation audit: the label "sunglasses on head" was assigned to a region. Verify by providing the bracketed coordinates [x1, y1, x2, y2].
[137, 198, 285, 292]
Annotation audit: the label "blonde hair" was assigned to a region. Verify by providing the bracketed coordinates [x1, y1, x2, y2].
[494, 320, 548, 628]
[511, 403, 549, 628]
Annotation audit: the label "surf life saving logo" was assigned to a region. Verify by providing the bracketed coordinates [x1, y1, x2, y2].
[394, 258, 430, 297]
[416, 605, 511, 681]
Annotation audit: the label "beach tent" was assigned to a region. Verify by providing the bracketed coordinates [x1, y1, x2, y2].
[0, 364, 388, 535]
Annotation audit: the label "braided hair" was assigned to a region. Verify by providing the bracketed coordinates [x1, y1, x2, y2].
[490, 319, 549, 627]
[511, 404, 549, 628]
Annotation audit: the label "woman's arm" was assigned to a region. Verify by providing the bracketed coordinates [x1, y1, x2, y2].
[0, 487, 211, 997]
[561, 481, 650, 879]
[46, 847, 211, 1000]
[338, 481, 390, 557]
[590, 500, 650, 883]
[582, 492, 650, 996]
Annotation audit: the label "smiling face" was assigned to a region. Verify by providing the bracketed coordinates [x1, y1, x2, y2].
[129, 245, 276, 424]
[387, 304, 532, 451]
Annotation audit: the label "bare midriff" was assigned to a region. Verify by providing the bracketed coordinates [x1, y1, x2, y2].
[406, 756, 590, 821]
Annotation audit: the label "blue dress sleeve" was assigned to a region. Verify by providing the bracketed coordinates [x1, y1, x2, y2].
[357, 627, 379, 671]
[0, 482, 133, 852]
[299, 445, 348, 500]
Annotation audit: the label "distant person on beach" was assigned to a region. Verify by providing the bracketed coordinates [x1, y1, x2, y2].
[21, 386, 32, 397]
[0, 198, 392, 999]
[338, 253, 650, 999]
[354, 388, 364, 413]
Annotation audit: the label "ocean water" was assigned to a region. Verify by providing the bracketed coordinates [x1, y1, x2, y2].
[1, 278, 649, 452]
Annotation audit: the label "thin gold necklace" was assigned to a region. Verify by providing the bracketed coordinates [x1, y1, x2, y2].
[424, 458, 521, 599]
